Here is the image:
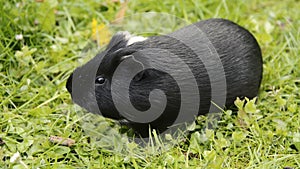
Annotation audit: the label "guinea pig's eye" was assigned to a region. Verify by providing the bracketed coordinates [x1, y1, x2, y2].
[95, 76, 106, 85]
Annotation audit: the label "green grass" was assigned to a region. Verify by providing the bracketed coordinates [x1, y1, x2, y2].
[1, 0, 300, 168]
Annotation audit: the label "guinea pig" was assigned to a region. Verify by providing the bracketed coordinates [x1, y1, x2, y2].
[66, 18, 263, 138]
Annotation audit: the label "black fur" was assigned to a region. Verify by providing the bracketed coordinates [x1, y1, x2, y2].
[66, 18, 263, 137]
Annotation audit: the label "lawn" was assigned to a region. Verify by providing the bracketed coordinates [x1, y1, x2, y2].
[0, 0, 300, 168]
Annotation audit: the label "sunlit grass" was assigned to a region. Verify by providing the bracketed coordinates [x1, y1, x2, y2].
[0, 0, 299, 168]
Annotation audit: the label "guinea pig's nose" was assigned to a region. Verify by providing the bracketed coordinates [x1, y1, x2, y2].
[66, 73, 73, 94]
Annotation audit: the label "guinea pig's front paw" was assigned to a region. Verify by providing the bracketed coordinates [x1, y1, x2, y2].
[118, 119, 130, 126]
[118, 119, 151, 138]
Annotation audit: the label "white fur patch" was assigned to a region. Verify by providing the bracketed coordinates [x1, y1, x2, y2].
[126, 36, 147, 46]
[119, 31, 147, 46]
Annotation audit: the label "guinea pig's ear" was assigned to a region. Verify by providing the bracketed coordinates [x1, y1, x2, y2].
[109, 48, 137, 65]
[133, 70, 146, 81]
[119, 55, 133, 62]
[119, 55, 146, 81]
[108, 49, 146, 80]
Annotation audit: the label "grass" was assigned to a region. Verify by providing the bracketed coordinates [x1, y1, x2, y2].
[0, 0, 300, 168]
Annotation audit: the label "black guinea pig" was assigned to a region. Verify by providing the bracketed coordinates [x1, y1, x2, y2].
[66, 18, 263, 138]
